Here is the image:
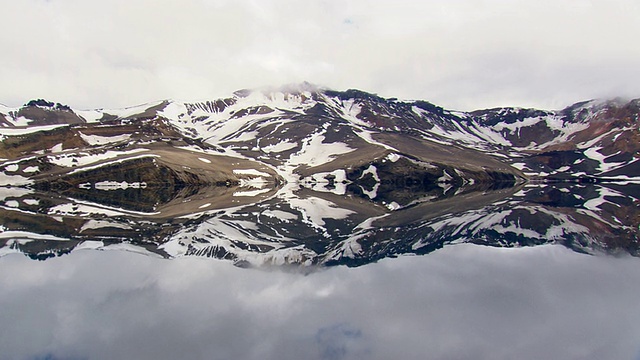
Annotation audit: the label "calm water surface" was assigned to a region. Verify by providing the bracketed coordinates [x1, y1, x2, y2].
[0, 182, 639, 359]
[1, 245, 640, 360]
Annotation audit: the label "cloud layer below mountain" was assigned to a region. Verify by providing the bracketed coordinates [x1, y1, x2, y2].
[1, 244, 639, 359]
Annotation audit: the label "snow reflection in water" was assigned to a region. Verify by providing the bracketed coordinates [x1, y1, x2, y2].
[0, 181, 637, 266]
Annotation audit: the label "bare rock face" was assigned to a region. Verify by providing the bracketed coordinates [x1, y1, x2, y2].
[12, 99, 86, 126]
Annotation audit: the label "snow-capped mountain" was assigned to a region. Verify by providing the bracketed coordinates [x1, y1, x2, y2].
[0, 84, 638, 266]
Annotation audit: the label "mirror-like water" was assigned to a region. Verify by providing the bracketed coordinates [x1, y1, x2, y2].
[1, 245, 639, 360]
[0, 181, 638, 359]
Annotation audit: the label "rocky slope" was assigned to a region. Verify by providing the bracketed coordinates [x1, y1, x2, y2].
[0, 84, 638, 266]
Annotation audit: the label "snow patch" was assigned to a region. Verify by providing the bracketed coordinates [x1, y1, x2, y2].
[94, 181, 147, 190]
[233, 168, 271, 177]
[288, 133, 354, 168]
[0, 231, 68, 241]
[50, 143, 64, 153]
[240, 177, 267, 189]
[385, 153, 401, 162]
[0, 124, 68, 136]
[583, 147, 626, 174]
[492, 116, 542, 133]
[288, 196, 355, 227]
[302, 169, 350, 195]
[233, 188, 271, 197]
[48, 148, 150, 168]
[0, 173, 33, 186]
[80, 220, 132, 232]
[385, 201, 401, 211]
[262, 209, 298, 221]
[80, 132, 131, 146]
[261, 141, 298, 153]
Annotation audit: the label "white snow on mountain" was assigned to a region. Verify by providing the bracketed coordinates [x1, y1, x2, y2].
[287, 132, 354, 168]
[79, 132, 131, 146]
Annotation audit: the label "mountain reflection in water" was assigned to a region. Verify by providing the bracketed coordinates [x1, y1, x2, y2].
[1, 180, 640, 360]
[0, 179, 638, 266]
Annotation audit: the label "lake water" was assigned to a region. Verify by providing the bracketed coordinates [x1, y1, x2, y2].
[0, 181, 639, 359]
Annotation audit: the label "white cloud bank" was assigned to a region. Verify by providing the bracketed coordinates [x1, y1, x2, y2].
[0, 0, 639, 111]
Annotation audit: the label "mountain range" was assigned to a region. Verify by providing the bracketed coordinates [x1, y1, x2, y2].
[0, 83, 638, 267]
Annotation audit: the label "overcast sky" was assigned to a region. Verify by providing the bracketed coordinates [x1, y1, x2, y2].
[1, 0, 639, 111]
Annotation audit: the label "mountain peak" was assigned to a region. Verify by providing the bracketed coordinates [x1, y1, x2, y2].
[24, 99, 73, 112]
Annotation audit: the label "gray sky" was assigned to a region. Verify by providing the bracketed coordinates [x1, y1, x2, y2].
[1, 0, 639, 111]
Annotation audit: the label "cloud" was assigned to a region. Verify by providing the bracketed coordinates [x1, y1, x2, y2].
[1, 245, 640, 359]
[0, 0, 639, 110]
[315, 323, 368, 360]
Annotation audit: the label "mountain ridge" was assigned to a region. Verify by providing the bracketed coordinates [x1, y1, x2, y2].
[0, 84, 638, 267]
